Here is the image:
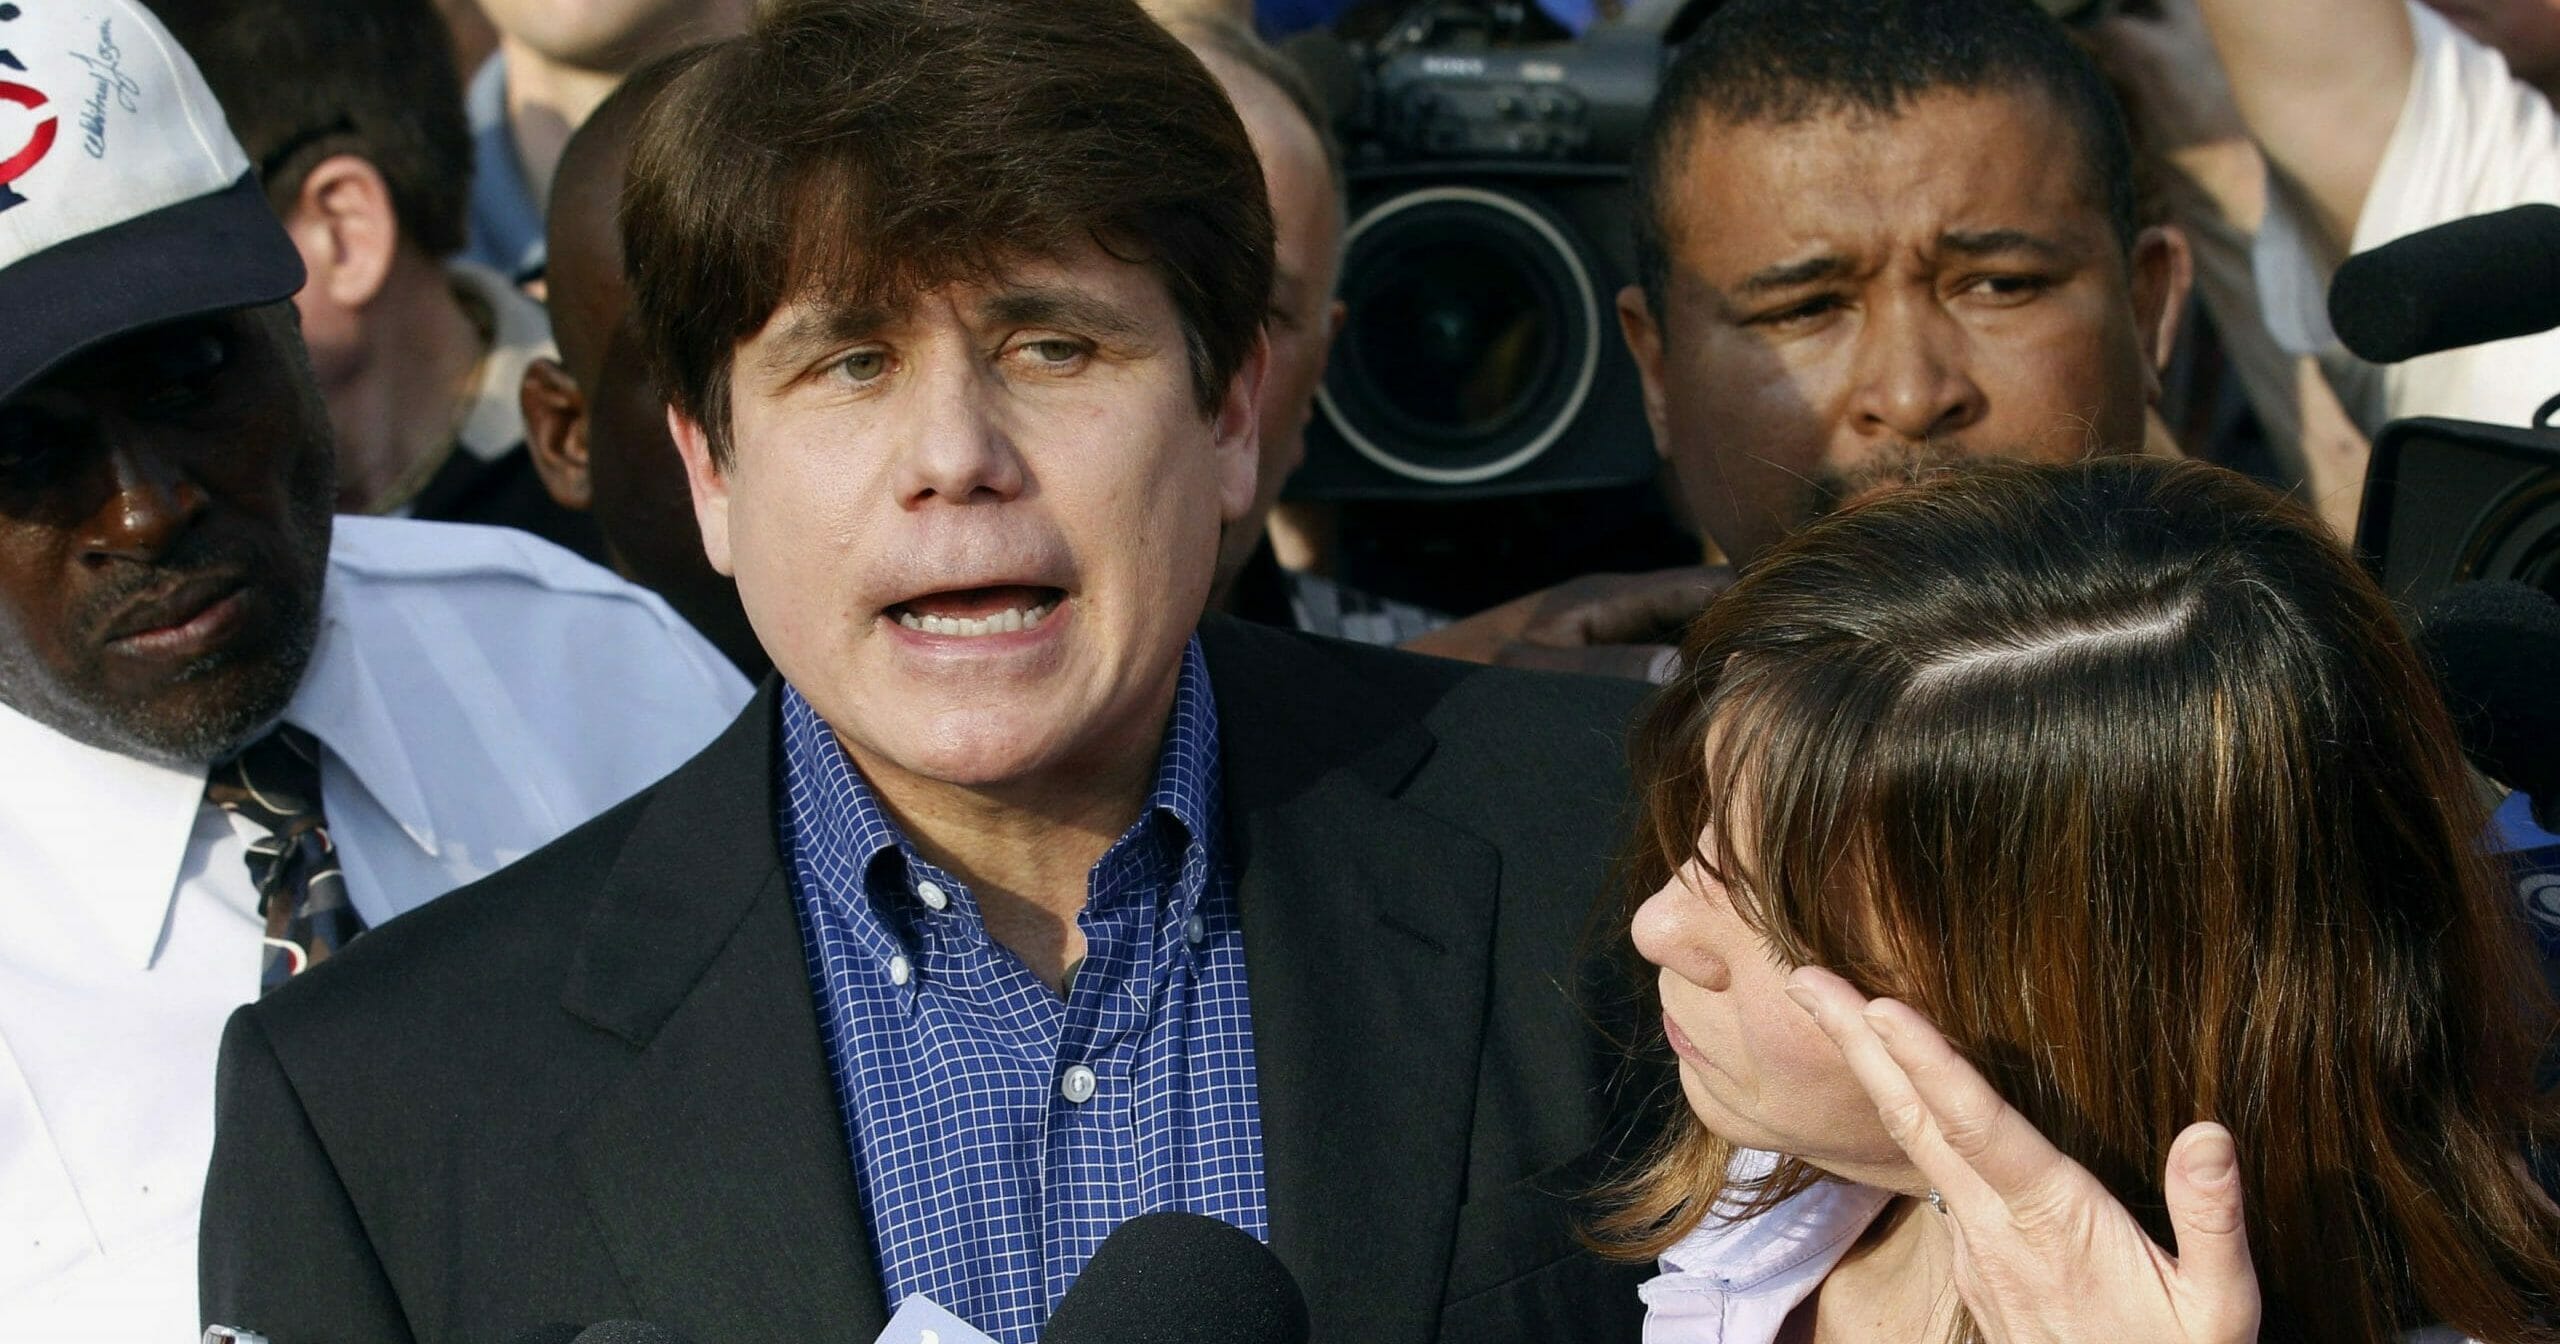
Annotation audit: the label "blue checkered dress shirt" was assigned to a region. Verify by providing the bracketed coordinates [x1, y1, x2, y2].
[779, 638, 1268, 1343]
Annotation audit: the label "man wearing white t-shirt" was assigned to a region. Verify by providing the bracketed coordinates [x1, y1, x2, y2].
[0, 3, 750, 1338]
[2200, 0, 2560, 431]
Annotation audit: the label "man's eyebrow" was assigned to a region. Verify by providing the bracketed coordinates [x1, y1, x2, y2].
[755, 302, 898, 378]
[1733, 254, 1852, 299]
[978, 287, 1148, 340]
[1939, 228, 2070, 261]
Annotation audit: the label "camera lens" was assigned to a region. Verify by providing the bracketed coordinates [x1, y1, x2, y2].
[1319, 186, 1602, 486]
[1349, 241, 1559, 444]
[2459, 473, 2560, 602]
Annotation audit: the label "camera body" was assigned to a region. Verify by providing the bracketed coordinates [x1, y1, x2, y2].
[1286, 14, 1663, 502]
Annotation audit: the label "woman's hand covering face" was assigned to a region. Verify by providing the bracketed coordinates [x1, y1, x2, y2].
[1784, 965, 2263, 1344]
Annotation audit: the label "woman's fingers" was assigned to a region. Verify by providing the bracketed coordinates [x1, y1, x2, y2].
[1857, 995, 2085, 1226]
[1783, 966, 1998, 1213]
[2161, 1122, 2260, 1333]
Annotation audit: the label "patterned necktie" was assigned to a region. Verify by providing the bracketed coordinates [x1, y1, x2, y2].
[203, 725, 367, 995]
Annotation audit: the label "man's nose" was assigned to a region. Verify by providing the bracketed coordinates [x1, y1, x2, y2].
[1844, 297, 1988, 445]
[82, 434, 207, 564]
[892, 365, 1027, 507]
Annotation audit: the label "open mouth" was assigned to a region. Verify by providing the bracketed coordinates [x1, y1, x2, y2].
[888, 584, 1065, 639]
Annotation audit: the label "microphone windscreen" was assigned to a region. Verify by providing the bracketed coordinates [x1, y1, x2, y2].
[499, 1329, 585, 1344]
[1042, 1212, 1309, 1344]
[2417, 580, 2560, 799]
[2329, 204, 2560, 364]
[567, 1324, 698, 1344]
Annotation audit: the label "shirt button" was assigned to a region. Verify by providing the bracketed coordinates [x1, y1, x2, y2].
[1060, 1064, 1098, 1104]
[917, 880, 949, 912]
[887, 955, 912, 987]
[1184, 913, 1208, 946]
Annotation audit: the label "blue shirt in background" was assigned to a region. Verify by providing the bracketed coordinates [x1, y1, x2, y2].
[462, 55, 548, 285]
[778, 639, 1268, 1343]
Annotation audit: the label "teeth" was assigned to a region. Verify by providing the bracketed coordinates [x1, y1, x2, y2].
[895, 600, 1058, 638]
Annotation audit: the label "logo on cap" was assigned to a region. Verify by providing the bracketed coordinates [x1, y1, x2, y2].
[0, 6, 60, 214]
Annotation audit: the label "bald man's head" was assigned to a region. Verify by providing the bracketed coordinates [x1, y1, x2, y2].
[1170, 18, 1348, 600]
[521, 45, 765, 676]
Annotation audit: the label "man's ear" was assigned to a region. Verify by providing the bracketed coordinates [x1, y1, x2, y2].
[284, 153, 402, 313]
[2130, 223, 2196, 388]
[521, 358, 592, 511]
[1616, 283, 1672, 459]
[668, 406, 738, 577]
[1214, 332, 1270, 526]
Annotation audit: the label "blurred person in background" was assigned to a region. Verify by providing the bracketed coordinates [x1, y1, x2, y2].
[1169, 15, 1451, 645]
[160, 0, 604, 560]
[2083, 0, 2376, 538]
[465, 0, 754, 284]
[2199, 0, 2560, 431]
[1407, 0, 2192, 679]
[436, 0, 498, 72]
[522, 50, 765, 676]
[1600, 455, 2560, 1343]
[0, 4, 745, 1336]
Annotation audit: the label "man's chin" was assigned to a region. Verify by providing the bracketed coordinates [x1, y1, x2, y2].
[16, 639, 317, 768]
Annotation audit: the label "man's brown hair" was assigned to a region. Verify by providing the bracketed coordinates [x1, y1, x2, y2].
[1590, 458, 2560, 1343]
[620, 0, 1275, 465]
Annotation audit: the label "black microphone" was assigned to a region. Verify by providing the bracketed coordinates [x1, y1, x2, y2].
[2418, 580, 2560, 832]
[1041, 1211, 1310, 1344]
[2329, 204, 2560, 364]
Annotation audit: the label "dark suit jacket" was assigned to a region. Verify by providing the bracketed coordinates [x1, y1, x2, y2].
[200, 617, 1660, 1344]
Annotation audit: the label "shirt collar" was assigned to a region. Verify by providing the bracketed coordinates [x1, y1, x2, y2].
[0, 549, 439, 971]
[277, 566, 438, 857]
[779, 636, 1225, 931]
[1640, 1150, 1895, 1324]
[448, 259, 557, 462]
[0, 699, 212, 971]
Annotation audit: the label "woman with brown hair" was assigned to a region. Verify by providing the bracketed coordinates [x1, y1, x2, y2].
[1594, 456, 2560, 1342]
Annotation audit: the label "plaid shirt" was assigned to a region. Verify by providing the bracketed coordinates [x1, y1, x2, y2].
[778, 639, 1268, 1343]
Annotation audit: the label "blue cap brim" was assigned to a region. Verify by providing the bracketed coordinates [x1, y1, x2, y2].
[0, 170, 305, 402]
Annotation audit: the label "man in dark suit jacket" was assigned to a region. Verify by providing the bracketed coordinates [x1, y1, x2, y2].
[199, 1, 1660, 1340]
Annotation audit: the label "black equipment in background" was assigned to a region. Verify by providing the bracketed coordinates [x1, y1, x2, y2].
[1040, 1211, 1310, 1344]
[2329, 204, 2560, 365]
[1286, 10, 1662, 503]
[2417, 582, 2560, 834]
[2357, 416, 2560, 610]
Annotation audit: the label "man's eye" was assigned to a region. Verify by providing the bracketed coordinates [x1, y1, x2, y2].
[1749, 295, 1841, 329]
[136, 329, 232, 414]
[0, 408, 66, 478]
[1970, 274, 2053, 303]
[832, 350, 890, 383]
[1021, 339, 1085, 364]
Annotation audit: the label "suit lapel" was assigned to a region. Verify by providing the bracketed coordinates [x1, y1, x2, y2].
[557, 687, 888, 1342]
[1205, 620, 1501, 1344]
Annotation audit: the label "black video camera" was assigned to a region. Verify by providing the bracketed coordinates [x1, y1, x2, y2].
[1286, 2, 1663, 504]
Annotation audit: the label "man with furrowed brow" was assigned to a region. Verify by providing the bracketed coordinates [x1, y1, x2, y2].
[198, 1, 1659, 1341]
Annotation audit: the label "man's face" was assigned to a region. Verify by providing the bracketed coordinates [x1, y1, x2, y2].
[0, 304, 334, 765]
[2424, 0, 2560, 83]
[1202, 52, 1345, 586]
[676, 242, 1261, 794]
[1623, 88, 2184, 566]
[477, 0, 750, 71]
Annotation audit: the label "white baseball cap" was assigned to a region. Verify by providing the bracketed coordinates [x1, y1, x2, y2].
[0, 0, 301, 399]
